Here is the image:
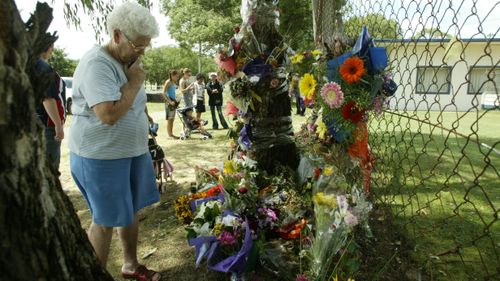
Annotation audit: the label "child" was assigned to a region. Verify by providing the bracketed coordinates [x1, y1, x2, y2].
[192, 73, 207, 122]
[184, 108, 212, 138]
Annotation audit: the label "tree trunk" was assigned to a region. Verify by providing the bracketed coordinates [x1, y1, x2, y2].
[312, 0, 346, 50]
[198, 42, 202, 73]
[244, 1, 299, 174]
[0, 1, 113, 280]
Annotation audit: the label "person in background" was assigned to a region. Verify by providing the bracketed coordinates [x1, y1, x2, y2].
[184, 108, 212, 138]
[36, 40, 66, 175]
[206, 72, 228, 130]
[291, 74, 305, 115]
[193, 73, 207, 122]
[179, 68, 194, 107]
[68, 3, 160, 281]
[163, 69, 180, 139]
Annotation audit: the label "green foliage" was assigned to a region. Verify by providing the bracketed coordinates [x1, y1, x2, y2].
[279, 0, 314, 50]
[48, 48, 77, 77]
[163, 0, 240, 52]
[414, 27, 453, 39]
[344, 13, 401, 39]
[142, 46, 217, 85]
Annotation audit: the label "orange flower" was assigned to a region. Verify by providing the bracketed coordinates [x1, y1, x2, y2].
[340, 56, 365, 84]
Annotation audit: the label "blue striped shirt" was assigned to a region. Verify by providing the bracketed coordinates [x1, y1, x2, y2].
[69, 45, 148, 160]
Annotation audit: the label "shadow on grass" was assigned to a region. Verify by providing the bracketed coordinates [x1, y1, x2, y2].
[368, 129, 500, 280]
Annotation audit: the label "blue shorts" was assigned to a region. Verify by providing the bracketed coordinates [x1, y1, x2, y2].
[70, 152, 160, 227]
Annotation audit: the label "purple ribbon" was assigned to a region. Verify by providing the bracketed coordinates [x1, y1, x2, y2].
[190, 193, 225, 213]
[238, 124, 252, 151]
[208, 219, 253, 276]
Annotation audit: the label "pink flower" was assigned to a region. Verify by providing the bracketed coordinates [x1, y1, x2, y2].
[219, 231, 237, 246]
[321, 82, 344, 108]
[344, 212, 359, 227]
[238, 187, 248, 194]
[296, 274, 309, 281]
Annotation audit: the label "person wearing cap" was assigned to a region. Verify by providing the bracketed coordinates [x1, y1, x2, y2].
[206, 72, 228, 129]
[68, 2, 161, 280]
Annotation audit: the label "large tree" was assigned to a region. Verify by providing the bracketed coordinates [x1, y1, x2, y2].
[163, 0, 240, 71]
[278, 0, 314, 50]
[344, 13, 401, 39]
[48, 48, 78, 77]
[0, 1, 112, 280]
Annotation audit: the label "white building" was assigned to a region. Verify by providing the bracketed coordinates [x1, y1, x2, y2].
[376, 38, 500, 111]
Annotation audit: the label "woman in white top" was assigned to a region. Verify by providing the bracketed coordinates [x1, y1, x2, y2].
[69, 3, 160, 280]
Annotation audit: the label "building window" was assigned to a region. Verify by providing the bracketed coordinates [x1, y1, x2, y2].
[468, 66, 499, 95]
[416, 66, 452, 94]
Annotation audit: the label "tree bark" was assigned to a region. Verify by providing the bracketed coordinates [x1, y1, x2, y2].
[244, 1, 299, 174]
[312, 0, 347, 50]
[0, 1, 113, 280]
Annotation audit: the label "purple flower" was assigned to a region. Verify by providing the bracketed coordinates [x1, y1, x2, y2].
[373, 95, 386, 116]
[296, 274, 309, 281]
[219, 231, 237, 247]
[259, 208, 277, 222]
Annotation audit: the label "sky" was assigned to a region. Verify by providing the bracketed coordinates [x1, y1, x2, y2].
[15, 0, 500, 60]
[16, 0, 176, 59]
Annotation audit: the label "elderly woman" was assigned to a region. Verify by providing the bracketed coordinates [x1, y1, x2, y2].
[69, 3, 160, 280]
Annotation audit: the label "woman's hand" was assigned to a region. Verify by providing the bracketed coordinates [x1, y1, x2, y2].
[124, 59, 145, 86]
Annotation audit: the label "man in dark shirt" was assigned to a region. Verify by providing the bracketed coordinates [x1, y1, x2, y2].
[205, 72, 228, 129]
[36, 42, 66, 174]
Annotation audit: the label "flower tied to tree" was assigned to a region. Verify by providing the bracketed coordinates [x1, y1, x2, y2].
[299, 73, 317, 106]
[321, 82, 344, 108]
[340, 56, 365, 84]
[341, 102, 365, 123]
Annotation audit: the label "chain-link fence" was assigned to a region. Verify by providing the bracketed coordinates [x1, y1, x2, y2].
[339, 0, 499, 279]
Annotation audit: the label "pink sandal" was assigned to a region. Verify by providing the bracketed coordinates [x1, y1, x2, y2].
[122, 265, 161, 281]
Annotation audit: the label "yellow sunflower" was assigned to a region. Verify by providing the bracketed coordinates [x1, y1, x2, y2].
[299, 73, 317, 101]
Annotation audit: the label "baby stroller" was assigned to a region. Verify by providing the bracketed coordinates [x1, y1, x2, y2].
[176, 106, 212, 140]
[148, 123, 173, 192]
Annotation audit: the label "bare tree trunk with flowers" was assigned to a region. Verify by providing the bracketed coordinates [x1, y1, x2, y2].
[240, 0, 299, 173]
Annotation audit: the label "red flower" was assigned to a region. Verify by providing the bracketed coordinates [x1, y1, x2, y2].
[341, 102, 365, 123]
[206, 185, 222, 197]
[238, 187, 248, 194]
[210, 167, 220, 176]
[314, 167, 321, 179]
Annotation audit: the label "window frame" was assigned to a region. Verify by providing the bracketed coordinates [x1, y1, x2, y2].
[415, 66, 452, 95]
[467, 66, 499, 95]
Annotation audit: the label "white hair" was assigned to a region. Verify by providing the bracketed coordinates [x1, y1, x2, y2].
[106, 2, 159, 40]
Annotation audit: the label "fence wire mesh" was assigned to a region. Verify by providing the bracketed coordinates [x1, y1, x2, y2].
[339, 0, 499, 279]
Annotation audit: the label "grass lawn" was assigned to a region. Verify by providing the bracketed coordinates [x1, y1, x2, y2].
[369, 109, 500, 280]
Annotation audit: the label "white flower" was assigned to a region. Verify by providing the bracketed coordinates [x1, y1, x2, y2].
[221, 214, 238, 227]
[333, 210, 342, 229]
[344, 212, 359, 227]
[193, 222, 211, 236]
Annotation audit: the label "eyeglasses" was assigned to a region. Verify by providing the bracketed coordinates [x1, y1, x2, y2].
[121, 32, 151, 53]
